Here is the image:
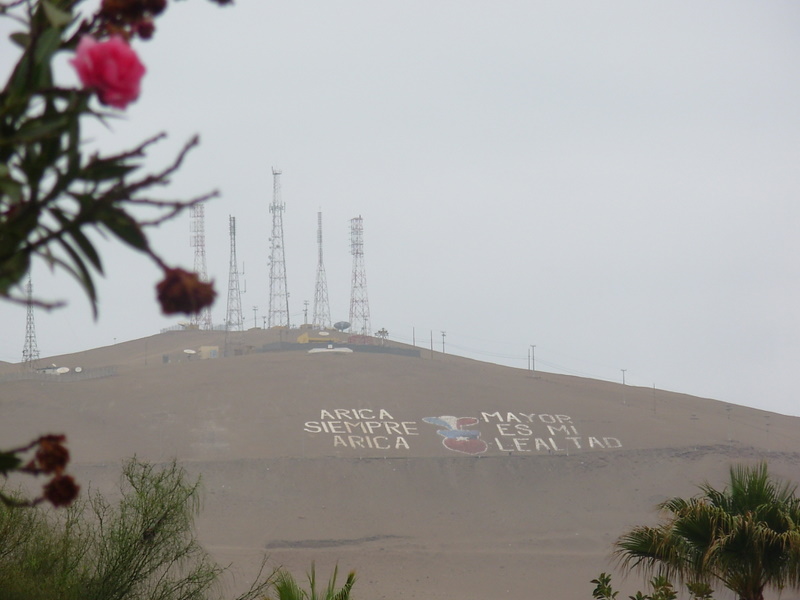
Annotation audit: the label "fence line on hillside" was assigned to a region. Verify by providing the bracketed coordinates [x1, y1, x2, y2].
[0, 366, 117, 383]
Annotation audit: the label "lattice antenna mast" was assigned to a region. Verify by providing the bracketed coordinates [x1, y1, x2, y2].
[190, 202, 213, 330]
[267, 168, 290, 328]
[348, 215, 371, 336]
[21, 274, 40, 368]
[312, 211, 332, 329]
[225, 215, 245, 331]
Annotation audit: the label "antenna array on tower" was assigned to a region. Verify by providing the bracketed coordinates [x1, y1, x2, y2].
[225, 215, 245, 331]
[21, 274, 40, 368]
[312, 211, 332, 329]
[267, 168, 290, 328]
[349, 215, 371, 337]
[190, 203, 213, 330]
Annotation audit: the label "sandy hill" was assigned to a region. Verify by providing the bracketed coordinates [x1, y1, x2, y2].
[2, 329, 799, 600]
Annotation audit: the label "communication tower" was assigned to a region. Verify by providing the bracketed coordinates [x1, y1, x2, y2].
[267, 168, 290, 328]
[21, 274, 40, 368]
[190, 202, 213, 330]
[312, 211, 332, 329]
[348, 215, 371, 336]
[225, 215, 244, 331]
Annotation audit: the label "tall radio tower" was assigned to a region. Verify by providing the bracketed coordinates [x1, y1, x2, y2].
[190, 202, 213, 330]
[267, 168, 290, 328]
[312, 211, 331, 329]
[349, 215, 371, 337]
[21, 274, 40, 368]
[225, 215, 244, 331]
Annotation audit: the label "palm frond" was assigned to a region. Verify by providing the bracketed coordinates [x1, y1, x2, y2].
[615, 463, 800, 600]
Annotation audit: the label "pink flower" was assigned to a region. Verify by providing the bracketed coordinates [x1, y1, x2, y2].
[70, 35, 145, 109]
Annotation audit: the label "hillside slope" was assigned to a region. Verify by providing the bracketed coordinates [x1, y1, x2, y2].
[2, 329, 798, 600]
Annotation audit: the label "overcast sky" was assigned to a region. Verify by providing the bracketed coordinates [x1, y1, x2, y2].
[2, 2, 799, 416]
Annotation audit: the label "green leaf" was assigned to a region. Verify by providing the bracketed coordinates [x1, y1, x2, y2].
[69, 227, 103, 273]
[66, 106, 81, 175]
[5, 27, 62, 98]
[33, 27, 63, 65]
[0, 177, 23, 203]
[32, 27, 62, 89]
[14, 113, 70, 143]
[9, 32, 30, 49]
[42, 1, 73, 28]
[57, 238, 98, 317]
[0, 250, 30, 295]
[48, 207, 103, 273]
[0, 200, 38, 254]
[4, 52, 34, 103]
[79, 159, 138, 182]
[100, 206, 149, 252]
[0, 451, 22, 475]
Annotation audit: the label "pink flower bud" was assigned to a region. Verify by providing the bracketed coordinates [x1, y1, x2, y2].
[70, 35, 146, 109]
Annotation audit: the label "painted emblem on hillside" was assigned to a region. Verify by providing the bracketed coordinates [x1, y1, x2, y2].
[423, 416, 488, 455]
[302, 408, 622, 454]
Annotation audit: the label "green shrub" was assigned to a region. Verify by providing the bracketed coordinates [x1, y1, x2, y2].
[0, 459, 272, 600]
[269, 564, 356, 600]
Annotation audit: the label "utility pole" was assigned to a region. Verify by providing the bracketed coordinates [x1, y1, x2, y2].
[441, 331, 446, 354]
[621, 369, 627, 406]
[303, 300, 309, 326]
[531, 345, 536, 373]
[252, 306, 258, 329]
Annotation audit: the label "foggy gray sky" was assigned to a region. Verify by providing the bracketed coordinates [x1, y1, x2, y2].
[2, 2, 799, 415]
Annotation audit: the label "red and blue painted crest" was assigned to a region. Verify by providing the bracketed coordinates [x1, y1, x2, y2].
[423, 416, 488, 455]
